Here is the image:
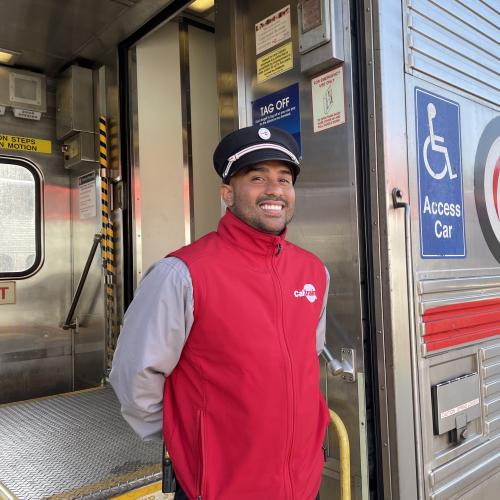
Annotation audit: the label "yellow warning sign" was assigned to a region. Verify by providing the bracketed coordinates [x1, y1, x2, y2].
[0, 134, 52, 154]
[257, 42, 293, 83]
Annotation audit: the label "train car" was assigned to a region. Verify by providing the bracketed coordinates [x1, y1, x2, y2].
[0, 0, 499, 498]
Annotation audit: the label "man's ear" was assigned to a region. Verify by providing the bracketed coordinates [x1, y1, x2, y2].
[220, 183, 234, 207]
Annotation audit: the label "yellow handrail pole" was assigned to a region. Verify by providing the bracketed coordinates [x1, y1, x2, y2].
[329, 409, 351, 500]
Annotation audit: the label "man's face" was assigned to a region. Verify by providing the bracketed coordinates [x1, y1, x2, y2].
[220, 160, 296, 235]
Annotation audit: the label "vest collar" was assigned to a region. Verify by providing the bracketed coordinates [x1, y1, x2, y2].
[217, 209, 287, 255]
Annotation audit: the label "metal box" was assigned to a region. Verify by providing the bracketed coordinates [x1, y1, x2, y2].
[298, 0, 344, 74]
[0, 67, 46, 112]
[62, 132, 97, 170]
[56, 66, 94, 141]
[431, 372, 481, 436]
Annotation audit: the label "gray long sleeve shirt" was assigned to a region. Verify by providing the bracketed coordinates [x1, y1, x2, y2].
[110, 256, 329, 441]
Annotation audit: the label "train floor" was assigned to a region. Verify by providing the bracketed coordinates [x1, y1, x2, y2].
[0, 386, 166, 499]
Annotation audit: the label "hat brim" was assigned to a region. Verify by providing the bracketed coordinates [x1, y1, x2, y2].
[225, 149, 300, 184]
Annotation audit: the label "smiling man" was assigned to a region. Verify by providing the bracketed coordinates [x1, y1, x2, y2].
[110, 126, 330, 500]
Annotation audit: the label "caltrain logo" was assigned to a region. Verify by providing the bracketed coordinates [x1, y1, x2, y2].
[474, 116, 500, 262]
[294, 283, 317, 303]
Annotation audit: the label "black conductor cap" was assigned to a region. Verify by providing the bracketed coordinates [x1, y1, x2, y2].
[213, 125, 301, 184]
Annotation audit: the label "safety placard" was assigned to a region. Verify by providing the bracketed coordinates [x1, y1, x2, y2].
[255, 5, 291, 55]
[0, 133, 52, 154]
[311, 66, 345, 132]
[252, 83, 301, 154]
[0, 282, 16, 305]
[78, 171, 97, 220]
[416, 87, 465, 258]
[257, 42, 293, 83]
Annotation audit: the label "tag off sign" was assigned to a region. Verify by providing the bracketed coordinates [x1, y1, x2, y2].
[252, 83, 301, 154]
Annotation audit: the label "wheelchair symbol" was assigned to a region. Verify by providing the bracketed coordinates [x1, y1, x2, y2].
[423, 103, 457, 180]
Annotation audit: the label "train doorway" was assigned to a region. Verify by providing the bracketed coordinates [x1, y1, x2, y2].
[118, 1, 378, 498]
[123, 15, 220, 294]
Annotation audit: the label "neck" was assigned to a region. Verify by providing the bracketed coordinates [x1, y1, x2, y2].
[217, 210, 287, 255]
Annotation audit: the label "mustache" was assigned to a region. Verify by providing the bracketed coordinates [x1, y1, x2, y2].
[256, 195, 288, 207]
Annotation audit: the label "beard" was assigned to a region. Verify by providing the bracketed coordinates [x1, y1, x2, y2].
[230, 194, 294, 235]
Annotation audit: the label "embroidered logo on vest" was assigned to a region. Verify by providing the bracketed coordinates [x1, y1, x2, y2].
[294, 283, 317, 303]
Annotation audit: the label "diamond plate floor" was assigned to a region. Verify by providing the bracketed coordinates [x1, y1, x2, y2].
[0, 386, 163, 499]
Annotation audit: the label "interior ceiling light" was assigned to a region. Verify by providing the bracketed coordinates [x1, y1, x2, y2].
[0, 48, 21, 66]
[188, 0, 214, 14]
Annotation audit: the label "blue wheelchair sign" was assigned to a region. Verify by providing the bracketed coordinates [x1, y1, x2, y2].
[415, 88, 466, 258]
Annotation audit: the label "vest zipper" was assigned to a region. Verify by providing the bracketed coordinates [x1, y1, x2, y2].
[271, 245, 295, 500]
[197, 409, 207, 499]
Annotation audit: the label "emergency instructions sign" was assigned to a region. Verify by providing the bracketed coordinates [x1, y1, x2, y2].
[311, 67, 345, 132]
[416, 88, 465, 258]
[252, 83, 301, 154]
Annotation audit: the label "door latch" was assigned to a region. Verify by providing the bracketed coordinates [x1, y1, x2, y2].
[322, 346, 356, 382]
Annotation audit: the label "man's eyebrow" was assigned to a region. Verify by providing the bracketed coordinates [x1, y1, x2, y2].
[245, 165, 293, 176]
[246, 166, 265, 173]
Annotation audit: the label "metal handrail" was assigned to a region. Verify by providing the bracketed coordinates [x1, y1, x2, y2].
[329, 409, 351, 500]
[392, 188, 424, 500]
[62, 233, 103, 330]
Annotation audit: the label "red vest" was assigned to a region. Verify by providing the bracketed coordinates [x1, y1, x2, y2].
[165, 210, 329, 500]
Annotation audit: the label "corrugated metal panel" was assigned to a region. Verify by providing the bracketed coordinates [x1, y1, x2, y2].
[405, 0, 500, 106]
[418, 274, 500, 355]
[481, 344, 500, 435]
[428, 341, 500, 498]
[430, 435, 500, 499]
[417, 276, 500, 496]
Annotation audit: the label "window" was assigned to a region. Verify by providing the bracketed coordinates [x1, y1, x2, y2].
[0, 157, 42, 278]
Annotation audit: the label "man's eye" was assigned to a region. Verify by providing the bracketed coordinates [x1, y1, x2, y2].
[280, 178, 292, 184]
[251, 176, 265, 182]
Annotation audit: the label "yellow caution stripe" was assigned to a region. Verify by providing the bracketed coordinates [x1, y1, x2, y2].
[99, 116, 118, 371]
[111, 481, 173, 499]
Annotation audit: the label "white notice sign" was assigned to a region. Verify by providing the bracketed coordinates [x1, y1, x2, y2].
[78, 171, 97, 220]
[255, 5, 291, 55]
[311, 66, 346, 133]
[12, 108, 42, 121]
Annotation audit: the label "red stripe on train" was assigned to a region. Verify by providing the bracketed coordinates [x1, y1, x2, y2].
[422, 297, 500, 352]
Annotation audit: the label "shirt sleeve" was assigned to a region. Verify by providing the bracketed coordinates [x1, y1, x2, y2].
[109, 257, 194, 441]
[316, 266, 330, 354]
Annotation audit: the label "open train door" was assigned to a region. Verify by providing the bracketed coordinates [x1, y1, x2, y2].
[214, 1, 380, 497]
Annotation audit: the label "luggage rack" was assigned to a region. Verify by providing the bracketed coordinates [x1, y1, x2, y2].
[0, 386, 162, 499]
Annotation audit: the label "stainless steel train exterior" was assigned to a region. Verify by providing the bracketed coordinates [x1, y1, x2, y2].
[0, 0, 499, 499]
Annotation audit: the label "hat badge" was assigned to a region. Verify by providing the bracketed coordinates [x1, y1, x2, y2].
[258, 127, 271, 140]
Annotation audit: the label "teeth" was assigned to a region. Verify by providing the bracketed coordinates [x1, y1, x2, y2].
[261, 204, 282, 211]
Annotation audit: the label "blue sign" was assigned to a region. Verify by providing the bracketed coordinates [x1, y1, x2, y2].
[252, 83, 301, 154]
[416, 87, 465, 258]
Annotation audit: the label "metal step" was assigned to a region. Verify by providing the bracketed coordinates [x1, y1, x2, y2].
[0, 386, 162, 499]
